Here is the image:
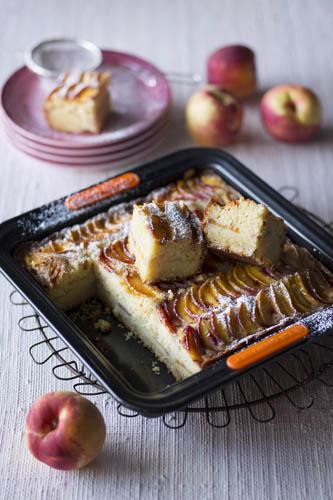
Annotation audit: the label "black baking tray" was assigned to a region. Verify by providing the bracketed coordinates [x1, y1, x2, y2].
[1, 148, 333, 417]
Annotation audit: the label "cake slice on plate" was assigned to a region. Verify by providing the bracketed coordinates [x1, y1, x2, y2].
[44, 71, 111, 134]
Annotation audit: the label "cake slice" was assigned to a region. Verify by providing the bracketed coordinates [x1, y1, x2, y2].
[128, 201, 205, 283]
[44, 71, 111, 134]
[203, 198, 287, 267]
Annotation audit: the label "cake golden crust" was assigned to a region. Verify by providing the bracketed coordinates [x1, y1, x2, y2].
[20, 170, 333, 380]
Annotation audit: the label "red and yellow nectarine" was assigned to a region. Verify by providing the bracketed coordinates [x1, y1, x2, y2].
[261, 85, 321, 143]
[25, 391, 106, 470]
[207, 45, 257, 99]
[185, 85, 243, 146]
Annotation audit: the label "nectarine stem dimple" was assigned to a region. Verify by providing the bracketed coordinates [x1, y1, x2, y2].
[285, 100, 296, 113]
[51, 418, 58, 430]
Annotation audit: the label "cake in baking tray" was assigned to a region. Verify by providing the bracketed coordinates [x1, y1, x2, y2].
[21, 170, 333, 380]
[44, 71, 111, 134]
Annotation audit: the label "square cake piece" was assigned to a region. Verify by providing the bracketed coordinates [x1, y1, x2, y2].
[203, 198, 287, 267]
[128, 201, 205, 283]
[44, 71, 111, 134]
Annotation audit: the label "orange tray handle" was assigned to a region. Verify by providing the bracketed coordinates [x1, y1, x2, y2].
[226, 323, 309, 371]
[65, 172, 140, 211]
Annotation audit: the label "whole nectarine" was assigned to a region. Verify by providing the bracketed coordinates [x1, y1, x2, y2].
[261, 84, 321, 142]
[186, 85, 243, 146]
[25, 391, 106, 470]
[207, 45, 257, 99]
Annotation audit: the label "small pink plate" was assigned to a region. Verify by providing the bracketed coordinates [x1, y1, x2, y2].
[5, 122, 168, 166]
[0, 50, 171, 148]
[2, 112, 169, 156]
[7, 131, 167, 168]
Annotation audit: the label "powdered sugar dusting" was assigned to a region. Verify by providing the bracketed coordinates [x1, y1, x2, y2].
[152, 361, 161, 375]
[17, 200, 72, 236]
[304, 305, 333, 335]
[164, 201, 193, 240]
[17, 195, 135, 239]
[142, 200, 203, 242]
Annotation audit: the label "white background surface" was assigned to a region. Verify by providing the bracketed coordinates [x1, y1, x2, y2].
[0, 1, 332, 499]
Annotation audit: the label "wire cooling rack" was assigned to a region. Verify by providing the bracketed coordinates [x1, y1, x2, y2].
[9, 187, 333, 429]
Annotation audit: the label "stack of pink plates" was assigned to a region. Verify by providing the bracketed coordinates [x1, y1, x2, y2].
[0, 50, 171, 167]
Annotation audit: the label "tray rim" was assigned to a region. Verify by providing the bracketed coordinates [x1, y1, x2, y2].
[1, 147, 333, 416]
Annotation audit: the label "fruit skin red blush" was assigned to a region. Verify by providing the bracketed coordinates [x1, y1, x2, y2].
[24, 38, 102, 79]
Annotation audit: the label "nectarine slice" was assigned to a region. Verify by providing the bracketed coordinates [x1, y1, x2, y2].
[125, 273, 162, 299]
[245, 266, 275, 286]
[211, 313, 231, 343]
[198, 317, 219, 350]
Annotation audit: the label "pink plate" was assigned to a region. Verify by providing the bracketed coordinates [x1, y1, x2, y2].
[0, 50, 171, 148]
[6, 132, 167, 169]
[2, 112, 169, 156]
[5, 122, 168, 166]
[0, 107, 169, 152]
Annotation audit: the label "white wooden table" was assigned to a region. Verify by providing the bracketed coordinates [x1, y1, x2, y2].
[1, 1, 332, 499]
